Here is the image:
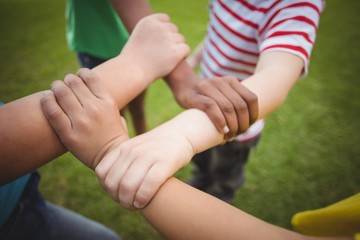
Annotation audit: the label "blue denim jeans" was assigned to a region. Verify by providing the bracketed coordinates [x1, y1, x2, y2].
[77, 53, 107, 69]
[0, 172, 120, 240]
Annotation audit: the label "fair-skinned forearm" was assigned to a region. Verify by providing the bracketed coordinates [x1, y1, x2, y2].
[242, 51, 304, 120]
[140, 178, 352, 240]
[110, 0, 199, 94]
[0, 56, 151, 184]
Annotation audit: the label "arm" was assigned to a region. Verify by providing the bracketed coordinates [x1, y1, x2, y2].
[242, 51, 303, 119]
[110, 0, 152, 32]
[140, 178, 351, 240]
[95, 51, 303, 209]
[110, 0, 254, 139]
[41, 74, 350, 240]
[0, 14, 189, 184]
[40, 51, 302, 210]
[171, 50, 304, 135]
[95, 108, 224, 209]
[41, 69, 224, 210]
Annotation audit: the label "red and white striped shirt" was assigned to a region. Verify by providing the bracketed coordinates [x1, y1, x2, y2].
[200, 0, 324, 141]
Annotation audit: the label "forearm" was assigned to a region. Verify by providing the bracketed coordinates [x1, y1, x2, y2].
[0, 56, 149, 184]
[150, 108, 224, 155]
[140, 178, 308, 240]
[0, 93, 65, 183]
[164, 61, 201, 103]
[91, 55, 152, 108]
[242, 51, 304, 119]
[111, 0, 152, 32]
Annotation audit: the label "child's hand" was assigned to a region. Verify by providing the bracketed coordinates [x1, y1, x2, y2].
[121, 13, 190, 81]
[40, 68, 129, 169]
[175, 76, 258, 140]
[95, 123, 194, 210]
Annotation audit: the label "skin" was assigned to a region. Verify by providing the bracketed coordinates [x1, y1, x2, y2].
[41, 70, 223, 210]
[39, 50, 302, 211]
[0, 11, 258, 211]
[107, 0, 149, 135]
[110, 0, 259, 139]
[101, 50, 304, 209]
[41, 70, 352, 240]
[0, 13, 190, 184]
[2, 1, 304, 212]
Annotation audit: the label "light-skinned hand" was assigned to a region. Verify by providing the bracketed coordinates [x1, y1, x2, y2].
[121, 13, 190, 81]
[41, 68, 195, 211]
[95, 124, 194, 210]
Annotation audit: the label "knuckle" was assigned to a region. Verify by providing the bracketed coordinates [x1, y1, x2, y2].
[197, 80, 209, 89]
[236, 102, 248, 113]
[220, 101, 234, 113]
[65, 75, 82, 87]
[201, 99, 216, 111]
[95, 166, 105, 179]
[45, 107, 63, 121]
[248, 93, 258, 105]
[135, 189, 154, 207]
[53, 85, 70, 99]
[119, 179, 135, 195]
[208, 77, 221, 85]
[104, 177, 118, 194]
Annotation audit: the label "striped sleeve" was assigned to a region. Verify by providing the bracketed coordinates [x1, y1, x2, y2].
[258, 0, 324, 75]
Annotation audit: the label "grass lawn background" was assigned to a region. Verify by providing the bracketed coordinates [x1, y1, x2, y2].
[0, 0, 359, 239]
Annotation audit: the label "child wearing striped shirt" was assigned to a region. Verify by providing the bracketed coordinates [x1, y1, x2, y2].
[184, 0, 325, 202]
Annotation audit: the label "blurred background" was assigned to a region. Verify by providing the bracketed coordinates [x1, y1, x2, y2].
[0, 0, 359, 239]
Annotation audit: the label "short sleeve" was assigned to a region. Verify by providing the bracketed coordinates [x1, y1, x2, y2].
[258, 0, 324, 76]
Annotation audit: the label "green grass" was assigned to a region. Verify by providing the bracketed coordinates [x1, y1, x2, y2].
[1, 0, 359, 239]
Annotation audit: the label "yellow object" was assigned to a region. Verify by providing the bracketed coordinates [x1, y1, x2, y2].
[292, 193, 360, 238]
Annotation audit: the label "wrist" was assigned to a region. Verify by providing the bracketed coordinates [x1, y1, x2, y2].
[91, 133, 129, 170]
[166, 75, 202, 106]
[114, 50, 154, 86]
[162, 109, 223, 155]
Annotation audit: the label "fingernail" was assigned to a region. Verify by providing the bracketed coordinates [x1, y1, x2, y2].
[42, 90, 53, 96]
[223, 126, 229, 134]
[133, 201, 142, 209]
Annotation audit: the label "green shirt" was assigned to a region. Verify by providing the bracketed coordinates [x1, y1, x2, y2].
[66, 0, 129, 59]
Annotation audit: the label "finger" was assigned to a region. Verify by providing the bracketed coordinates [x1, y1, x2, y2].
[118, 157, 153, 210]
[51, 80, 84, 123]
[154, 13, 170, 22]
[213, 79, 251, 135]
[190, 94, 228, 134]
[133, 162, 172, 209]
[199, 81, 238, 138]
[120, 116, 129, 132]
[102, 147, 135, 202]
[95, 150, 120, 201]
[95, 148, 119, 184]
[175, 43, 191, 60]
[63, 73, 96, 107]
[76, 68, 112, 101]
[40, 90, 72, 137]
[172, 33, 185, 44]
[226, 78, 259, 125]
[163, 22, 179, 33]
